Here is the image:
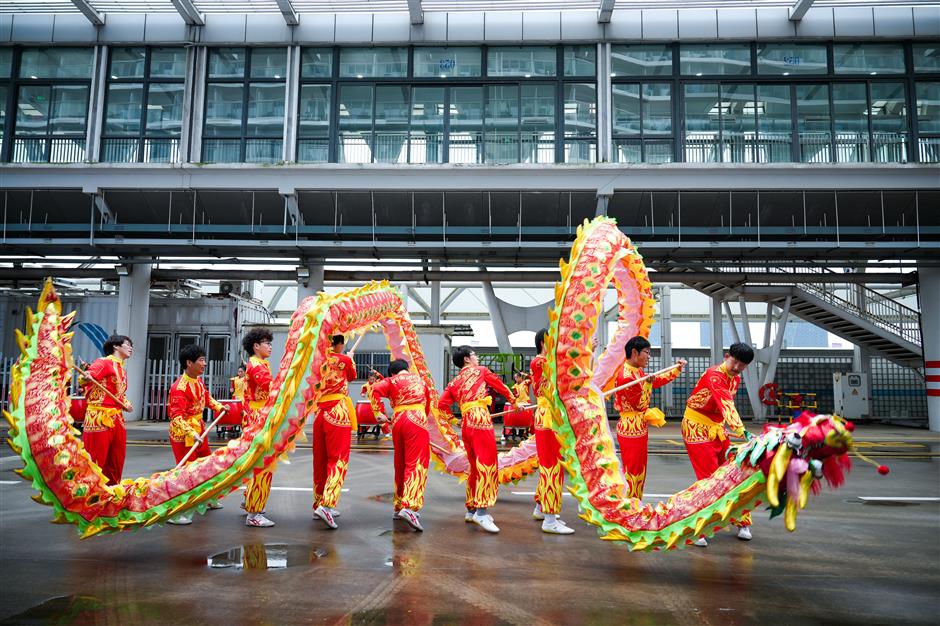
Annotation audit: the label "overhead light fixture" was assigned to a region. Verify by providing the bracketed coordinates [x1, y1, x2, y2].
[115, 264, 130, 276]
[296, 267, 310, 280]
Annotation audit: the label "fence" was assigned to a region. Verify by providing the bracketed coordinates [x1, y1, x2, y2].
[143, 359, 237, 421]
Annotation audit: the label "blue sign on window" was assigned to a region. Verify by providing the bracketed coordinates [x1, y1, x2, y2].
[783, 56, 802, 67]
[439, 58, 456, 71]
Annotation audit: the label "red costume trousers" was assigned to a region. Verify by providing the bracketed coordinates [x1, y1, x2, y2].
[685, 437, 751, 526]
[313, 416, 351, 509]
[171, 436, 211, 465]
[617, 432, 649, 499]
[82, 422, 126, 485]
[534, 426, 563, 515]
[462, 426, 498, 510]
[392, 416, 430, 512]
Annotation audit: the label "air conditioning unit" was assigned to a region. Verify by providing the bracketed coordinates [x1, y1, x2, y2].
[219, 281, 243, 297]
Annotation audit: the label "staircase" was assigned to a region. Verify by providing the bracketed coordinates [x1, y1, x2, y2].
[670, 268, 923, 369]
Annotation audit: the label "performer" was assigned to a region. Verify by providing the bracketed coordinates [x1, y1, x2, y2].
[311, 335, 357, 529]
[230, 365, 247, 402]
[683, 342, 755, 546]
[166, 344, 225, 525]
[438, 347, 516, 533]
[79, 334, 133, 486]
[362, 369, 391, 438]
[529, 329, 574, 535]
[367, 359, 431, 532]
[607, 336, 685, 499]
[241, 328, 276, 528]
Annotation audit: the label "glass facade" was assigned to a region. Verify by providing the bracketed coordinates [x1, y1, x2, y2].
[0, 41, 937, 165]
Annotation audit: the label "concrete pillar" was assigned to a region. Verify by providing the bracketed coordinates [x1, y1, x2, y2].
[659, 286, 674, 411]
[919, 267, 940, 432]
[709, 295, 723, 365]
[297, 260, 325, 305]
[482, 281, 512, 353]
[430, 281, 441, 325]
[115, 262, 151, 421]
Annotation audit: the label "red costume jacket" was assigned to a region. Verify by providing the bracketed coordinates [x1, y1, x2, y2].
[611, 362, 680, 437]
[683, 363, 746, 443]
[168, 373, 224, 446]
[80, 355, 128, 430]
[368, 370, 432, 429]
[244, 356, 273, 410]
[438, 365, 515, 429]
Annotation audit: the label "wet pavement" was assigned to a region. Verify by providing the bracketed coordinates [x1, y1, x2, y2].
[0, 425, 938, 625]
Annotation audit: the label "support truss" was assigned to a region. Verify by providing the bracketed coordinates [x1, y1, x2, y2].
[598, 0, 615, 24]
[408, 0, 424, 25]
[275, 0, 299, 26]
[70, 0, 104, 26]
[170, 0, 205, 26]
[789, 0, 815, 22]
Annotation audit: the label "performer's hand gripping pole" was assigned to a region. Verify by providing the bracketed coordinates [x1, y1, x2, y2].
[77, 359, 133, 412]
[173, 408, 229, 470]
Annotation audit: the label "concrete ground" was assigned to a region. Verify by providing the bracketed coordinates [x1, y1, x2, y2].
[0, 423, 937, 625]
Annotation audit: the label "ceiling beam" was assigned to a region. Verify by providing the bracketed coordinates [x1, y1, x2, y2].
[275, 0, 299, 26]
[789, 0, 815, 21]
[170, 0, 205, 26]
[598, 0, 615, 24]
[69, 0, 104, 26]
[408, 0, 424, 25]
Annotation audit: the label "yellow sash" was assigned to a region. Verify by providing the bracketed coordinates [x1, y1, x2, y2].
[683, 407, 727, 441]
[459, 397, 492, 414]
[86, 404, 121, 429]
[249, 400, 265, 410]
[619, 407, 666, 428]
[319, 393, 357, 430]
[393, 403, 425, 414]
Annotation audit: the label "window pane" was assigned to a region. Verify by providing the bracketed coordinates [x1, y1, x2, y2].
[450, 86, 483, 164]
[757, 44, 827, 75]
[913, 44, 940, 73]
[917, 82, 940, 162]
[301, 49, 333, 78]
[374, 85, 408, 163]
[110, 48, 146, 79]
[757, 84, 792, 162]
[870, 82, 908, 163]
[611, 45, 672, 77]
[50, 85, 89, 135]
[208, 48, 246, 79]
[0, 48, 11, 77]
[564, 45, 595, 77]
[414, 47, 482, 78]
[522, 84, 555, 163]
[684, 83, 721, 162]
[250, 48, 287, 79]
[680, 44, 751, 76]
[105, 83, 143, 135]
[204, 83, 244, 137]
[612, 83, 640, 136]
[15, 85, 51, 135]
[20, 48, 94, 79]
[722, 83, 756, 163]
[338, 84, 374, 163]
[339, 48, 407, 78]
[797, 84, 831, 163]
[643, 83, 672, 136]
[487, 47, 556, 77]
[833, 83, 868, 162]
[146, 83, 184, 136]
[564, 83, 595, 136]
[247, 83, 285, 136]
[486, 85, 519, 163]
[410, 87, 444, 164]
[0, 86, 7, 139]
[298, 84, 330, 136]
[833, 44, 905, 75]
[150, 48, 187, 78]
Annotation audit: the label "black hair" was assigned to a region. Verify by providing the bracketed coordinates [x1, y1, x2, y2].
[535, 328, 548, 354]
[179, 344, 206, 371]
[242, 327, 273, 357]
[103, 334, 132, 356]
[387, 359, 409, 376]
[452, 346, 474, 369]
[624, 336, 651, 359]
[728, 342, 755, 364]
[331, 334, 345, 347]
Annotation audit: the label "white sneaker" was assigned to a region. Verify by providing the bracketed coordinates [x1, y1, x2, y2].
[330, 508, 341, 518]
[207, 502, 223, 510]
[532, 504, 545, 520]
[245, 513, 275, 528]
[737, 526, 752, 541]
[464, 511, 475, 523]
[314, 505, 338, 529]
[167, 515, 192, 525]
[541, 519, 574, 535]
[472, 513, 500, 533]
[693, 536, 708, 547]
[399, 508, 424, 532]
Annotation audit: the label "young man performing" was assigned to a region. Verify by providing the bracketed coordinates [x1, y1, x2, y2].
[241, 328, 277, 528]
[683, 342, 755, 546]
[367, 359, 432, 532]
[438, 347, 516, 533]
[79, 335, 133, 486]
[311, 335, 357, 529]
[167, 344, 225, 525]
[609, 336, 686, 499]
[529, 329, 574, 535]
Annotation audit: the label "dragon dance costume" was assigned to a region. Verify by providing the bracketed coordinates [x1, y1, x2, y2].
[362, 374, 391, 436]
[243, 355, 275, 513]
[79, 355, 128, 485]
[230, 373, 246, 402]
[168, 373, 223, 465]
[609, 362, 680, 499]
[312, 348, 356, 510]
[439, 365, 515, 511]
[529, 354, 565, 515]
[368, 370, 432, 513]
[683, 362, 751, 527]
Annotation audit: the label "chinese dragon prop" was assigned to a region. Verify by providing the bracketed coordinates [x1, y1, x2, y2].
[5, 216, 857, 548]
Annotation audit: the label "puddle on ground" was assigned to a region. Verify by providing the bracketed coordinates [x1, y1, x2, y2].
[368, 492, 396, 503]
[0, 595, 103, 625]
[858, 499, 920, 507]
[207, 544, 327, 570]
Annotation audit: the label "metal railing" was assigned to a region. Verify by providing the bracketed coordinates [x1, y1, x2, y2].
[143, 358, 237, 421]
[12, 137, 87, 163]
[101, 137, 181, 163]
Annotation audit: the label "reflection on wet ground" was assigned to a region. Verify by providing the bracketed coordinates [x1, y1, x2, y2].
[0, 596, 102, 626]
[207, 544, 327, 570]
[368, 492, 396, 503]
